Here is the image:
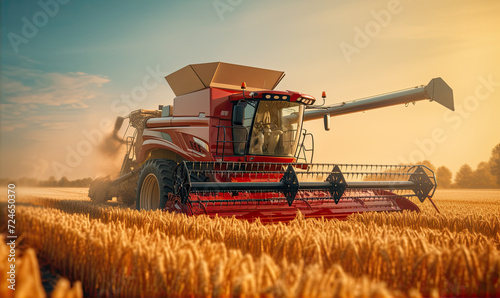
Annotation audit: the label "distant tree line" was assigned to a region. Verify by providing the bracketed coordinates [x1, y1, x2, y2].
[2, 143, 499, 189]
[422, 142, 500, 189]
[0, 176, 92, 187]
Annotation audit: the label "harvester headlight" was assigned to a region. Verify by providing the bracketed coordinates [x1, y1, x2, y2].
[261, 93, 290, 101]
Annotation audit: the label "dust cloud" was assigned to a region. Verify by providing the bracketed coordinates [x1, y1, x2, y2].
[92, 132, 127, 179]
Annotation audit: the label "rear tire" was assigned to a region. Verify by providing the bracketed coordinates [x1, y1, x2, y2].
[136, 159, 177, 211]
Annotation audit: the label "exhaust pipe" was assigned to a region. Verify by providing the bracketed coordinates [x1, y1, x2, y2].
[111, 116, 127, 143]
[303, 77, 454, 121]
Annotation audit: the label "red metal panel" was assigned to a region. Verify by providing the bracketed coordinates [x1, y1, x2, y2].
[166, 190, 419, 224]
[138, 139, 191, 163]
[211, 87, 237, 119]
[138, 127, 213, 163]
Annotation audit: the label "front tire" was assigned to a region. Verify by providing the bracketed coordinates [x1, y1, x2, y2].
[136, 159, 176, 211]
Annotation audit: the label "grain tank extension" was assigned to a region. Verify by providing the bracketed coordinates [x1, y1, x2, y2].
[89, 62, 454, 222]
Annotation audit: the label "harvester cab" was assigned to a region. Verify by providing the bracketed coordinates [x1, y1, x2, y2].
[89, 62, 454, 223]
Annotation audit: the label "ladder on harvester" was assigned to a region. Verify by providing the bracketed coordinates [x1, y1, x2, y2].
[295, 129, 314, 164]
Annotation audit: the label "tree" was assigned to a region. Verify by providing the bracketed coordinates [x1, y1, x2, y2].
[58, 176, 70, 187]
[436, 166, 452, 188]
[82, 178, 92, 187]
[489, 143, 500, 186]
[46, 176, 57, 187]
[454, 164, 474, 188]
[472, 162, 497, 188]
[416, 160, 436, 172]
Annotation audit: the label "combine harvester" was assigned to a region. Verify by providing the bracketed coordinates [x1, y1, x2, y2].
[89, 62, 454, 222]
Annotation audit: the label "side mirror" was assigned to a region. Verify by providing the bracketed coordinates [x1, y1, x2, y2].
[233, 105, 245, 126]
[323, 114, 330, 131]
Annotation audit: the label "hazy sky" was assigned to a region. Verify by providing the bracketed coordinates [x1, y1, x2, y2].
[1, 0, 499, 180]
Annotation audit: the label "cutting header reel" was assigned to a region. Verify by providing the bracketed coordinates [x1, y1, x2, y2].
[164, 161, 436, 222]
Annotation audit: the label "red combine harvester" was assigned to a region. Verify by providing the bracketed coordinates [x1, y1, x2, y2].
[89, 62, 454, 222]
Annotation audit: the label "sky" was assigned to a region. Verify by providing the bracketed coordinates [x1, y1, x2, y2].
[1, 0, 499, 180]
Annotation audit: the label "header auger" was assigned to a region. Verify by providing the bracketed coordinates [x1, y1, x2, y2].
[89, 62, 453, 222]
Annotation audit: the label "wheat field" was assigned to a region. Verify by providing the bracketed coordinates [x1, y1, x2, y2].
[1, 188, 499, 297]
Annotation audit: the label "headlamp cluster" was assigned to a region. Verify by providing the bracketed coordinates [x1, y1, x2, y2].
[296, 97, 315, 105]
[259, 93, 316, 105]
[261, 93, 290, 101]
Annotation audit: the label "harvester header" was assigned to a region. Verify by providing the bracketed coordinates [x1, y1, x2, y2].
[89, 62, 454, 222]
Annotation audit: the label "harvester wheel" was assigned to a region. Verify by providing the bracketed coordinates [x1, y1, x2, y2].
[88, 177, 112, 203]
[136, 159, 176, 211]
